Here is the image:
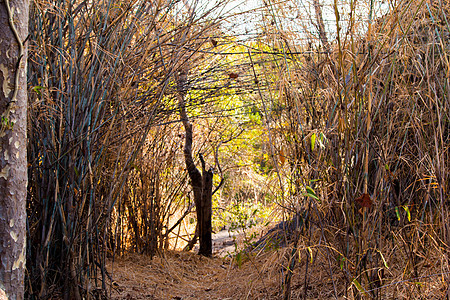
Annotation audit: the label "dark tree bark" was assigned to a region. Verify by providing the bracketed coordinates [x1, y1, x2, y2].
[0, 0, 29, 299]
[198, 154, 213, 256]
[176, 69, 213, 257]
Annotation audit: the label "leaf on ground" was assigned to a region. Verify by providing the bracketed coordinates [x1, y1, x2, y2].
[355, 193, 372, 208]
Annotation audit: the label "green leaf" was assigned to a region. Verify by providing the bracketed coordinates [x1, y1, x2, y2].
[305, 186, 320, 201]
[395, 206, 400, 221]
[378, 251, 389, 269]
[311, 133, 316, 151]
[1, 116, 14, 129]
[338, 254, 345, 270]
[372, 248, 389, 269]
[352, 278, 368, 297]
[403, 205, 411, 222]
[236, 252, 243, 268]
[32, 85, 44, 96]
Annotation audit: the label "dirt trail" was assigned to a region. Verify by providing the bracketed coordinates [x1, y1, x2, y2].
[211, 228, 245, 256]
[105, 229, 282, 299]
[105, 250, 279, 299]
[104, 227, 342, 299]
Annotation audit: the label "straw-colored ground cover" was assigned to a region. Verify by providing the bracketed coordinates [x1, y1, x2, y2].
[107, 231, 447, 299]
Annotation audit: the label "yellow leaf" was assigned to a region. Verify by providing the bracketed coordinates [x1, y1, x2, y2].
[307, 247, 313, 263]
[311, 133, 316, 151]
[403, 205, 411, 222]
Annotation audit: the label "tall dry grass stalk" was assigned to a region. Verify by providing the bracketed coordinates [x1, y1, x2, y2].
[25, 0, 450, 298]
[26, 0, 227, 297]
[250, 0, 450, 298]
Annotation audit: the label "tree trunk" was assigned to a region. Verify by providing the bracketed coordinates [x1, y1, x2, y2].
[0, 0, 29, 299]
[313, 0, 330, 51]
[176, 69, 213, 257]
[198, 155, 213, 256]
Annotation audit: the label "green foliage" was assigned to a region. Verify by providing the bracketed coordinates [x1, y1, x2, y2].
[304, 185, 319, 202]
[1, 115, 14, 130]
[31, 85, 43, 96]
[212, 201, 271, 233]
[352, 278, 368, 298]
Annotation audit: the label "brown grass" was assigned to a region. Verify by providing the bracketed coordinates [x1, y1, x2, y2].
[26, 0, 450, 298]
[107, 240, 446, 300]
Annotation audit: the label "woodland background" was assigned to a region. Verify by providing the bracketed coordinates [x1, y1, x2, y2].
[23, 0, 450, 298]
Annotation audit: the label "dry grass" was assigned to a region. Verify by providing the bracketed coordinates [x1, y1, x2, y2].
[26, 0, 450, 298]
[106, 239, 446, 300]
[107, 250, 278, 299]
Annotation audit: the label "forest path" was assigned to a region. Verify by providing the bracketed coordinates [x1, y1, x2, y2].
[105, 228, 282, 299]
[105, 249, 277, 299]
[211, 228, 244, 256]
[105, 222, 341, 300]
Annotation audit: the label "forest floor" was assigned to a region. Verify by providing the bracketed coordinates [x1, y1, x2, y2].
[105, 227, 339, 300]
[105, 227, 446, 299]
